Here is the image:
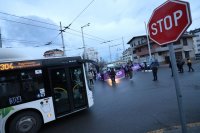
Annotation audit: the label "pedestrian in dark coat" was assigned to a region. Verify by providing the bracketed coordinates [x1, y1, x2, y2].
[150, 59, 159, 81]
[177, 59, 181, 72]
[109, 68, 116, 83]
[93, 70, 97, 81]
[128, 63, 133, 79]
[124, 65, 129, 78]
[100, 71, 104, 81]
[179, 59, 185, 73]
[177, 59, 184, 73]
[144, 62, 147, 72]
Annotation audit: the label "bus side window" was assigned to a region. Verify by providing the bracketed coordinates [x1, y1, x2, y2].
[21, 69, 45, 101]
[0, 73, 21, 108]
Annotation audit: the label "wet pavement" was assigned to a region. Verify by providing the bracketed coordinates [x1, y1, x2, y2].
[40, 63, 200, 133]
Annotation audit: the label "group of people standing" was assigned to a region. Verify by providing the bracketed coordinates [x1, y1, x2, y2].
[176, 58, 185, 73]
[148, 58, 195, 81]
[108, 61, 134, 83]
[169, 58, 194, 76]
[90, 58, 195, 85]
[122, 61, 133, 79]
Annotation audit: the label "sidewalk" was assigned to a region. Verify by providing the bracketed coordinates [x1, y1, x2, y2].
[147, 122, 200, 133]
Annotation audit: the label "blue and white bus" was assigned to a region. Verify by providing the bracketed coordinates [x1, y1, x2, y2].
[0, 56, 94, 133]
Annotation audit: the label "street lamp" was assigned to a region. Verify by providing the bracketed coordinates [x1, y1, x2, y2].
[109, 45, 112, 62]
[81, 23, 90, 59]
[109, 44, 121, 62]
[101, 40, 122, 63]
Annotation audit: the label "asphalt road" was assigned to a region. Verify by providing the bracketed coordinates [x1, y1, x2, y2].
[40, 63, 200, 133]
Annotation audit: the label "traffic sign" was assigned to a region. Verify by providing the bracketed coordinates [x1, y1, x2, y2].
[148, 0, 192, 45]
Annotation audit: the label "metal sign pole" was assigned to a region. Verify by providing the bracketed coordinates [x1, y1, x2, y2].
[168, 43, 187, 133]
[144, 21, 152, 62]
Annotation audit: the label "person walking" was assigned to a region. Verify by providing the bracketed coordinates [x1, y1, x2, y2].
[88, 71, 94, 86]
[144, 62, 147, 72]
[176, 59, 181, 72]
[100, 71, 104, 81]
[177, 58, 184, 73]
[109, 68, 116, 83]
[124, 65, 129, 78]
[150, 59, 159, 81]
[180, 59, 185, 73]
[128, 62, 133, 79]
[93, 70, 97, 81]
[187, 58, 194, 72]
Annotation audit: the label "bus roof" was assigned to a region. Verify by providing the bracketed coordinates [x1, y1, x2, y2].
[0, 48, 82, 63]
[0, 56, 82, 63]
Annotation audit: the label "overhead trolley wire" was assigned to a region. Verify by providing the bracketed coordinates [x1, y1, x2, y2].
[2, 37, 62, 47]
[0, 1, 123, 49]
[68, 28, 106, 41]
[0, 11, 58, 27]
[63, 0, 95, 30]
[48, 0, 96, 47]
[0, 17, 59, 31]
[0, 11, 61, 47]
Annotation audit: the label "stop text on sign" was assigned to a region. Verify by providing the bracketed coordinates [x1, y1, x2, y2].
[151, 10, 182, 35]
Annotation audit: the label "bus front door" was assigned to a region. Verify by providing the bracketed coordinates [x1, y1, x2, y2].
[49, 66, 88, 117]
[49, 68, 71, 116]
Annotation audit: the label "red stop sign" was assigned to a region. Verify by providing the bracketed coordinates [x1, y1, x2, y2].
[148, 0, 192, 45]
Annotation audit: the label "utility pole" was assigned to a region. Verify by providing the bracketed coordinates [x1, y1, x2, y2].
[122, 37, 125, 51]
[109, 44, 121, 63]
[109, 45, 112, 62]
[60, 22, 66, 56]
[81, 27, 86, 59]
[81, 23, 90, 59]
[0, 28, 2, 48]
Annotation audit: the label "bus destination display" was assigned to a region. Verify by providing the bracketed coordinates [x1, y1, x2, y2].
[0, 61, 41, 71]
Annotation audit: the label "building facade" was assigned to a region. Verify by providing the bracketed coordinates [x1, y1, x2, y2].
[43, 49, 64, 57]
[85, 47, 99, 62]
[190, 28, 200, 59]
[122, 48, 132, 62]
[127, 34, 195, 64]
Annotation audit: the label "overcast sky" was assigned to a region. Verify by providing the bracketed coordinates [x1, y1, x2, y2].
[0, 0, 200, 61]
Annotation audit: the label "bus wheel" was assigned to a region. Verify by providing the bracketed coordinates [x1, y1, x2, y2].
[8, 111, 42, 133]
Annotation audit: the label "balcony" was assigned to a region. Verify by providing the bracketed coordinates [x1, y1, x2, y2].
[137, 49, 156, 56]
[155, 45, 183, 52]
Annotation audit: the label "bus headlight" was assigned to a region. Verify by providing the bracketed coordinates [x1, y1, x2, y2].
[47, 113, 52, 117]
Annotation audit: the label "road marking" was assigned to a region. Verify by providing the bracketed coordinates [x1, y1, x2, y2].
[147, 122, 200, 133]
[147, 129, 164, 133]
